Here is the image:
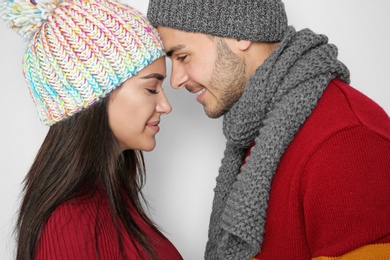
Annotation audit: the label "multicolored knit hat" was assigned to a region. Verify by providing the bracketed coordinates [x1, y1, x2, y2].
[0, 0, 165, 125]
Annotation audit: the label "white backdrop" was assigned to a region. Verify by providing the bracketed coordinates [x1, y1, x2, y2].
[1, 1, 389, 259]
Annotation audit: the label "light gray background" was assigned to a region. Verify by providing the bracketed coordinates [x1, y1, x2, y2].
[1, 1, 389, 259]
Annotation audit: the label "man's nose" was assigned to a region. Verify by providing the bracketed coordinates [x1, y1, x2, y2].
[170, 63, 189, 89]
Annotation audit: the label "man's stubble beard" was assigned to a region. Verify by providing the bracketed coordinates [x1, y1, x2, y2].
[206, 38, 247, 118]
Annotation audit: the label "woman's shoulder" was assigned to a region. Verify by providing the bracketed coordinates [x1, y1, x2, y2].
[53, 191, 103, 219]
[35, 190, 111, 259]
[42, 189, 109, 237]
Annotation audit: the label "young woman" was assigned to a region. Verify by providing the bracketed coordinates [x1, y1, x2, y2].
[0, 0, 182, 259]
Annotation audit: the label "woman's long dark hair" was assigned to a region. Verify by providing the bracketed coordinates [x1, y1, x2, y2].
[16, 98, 161, 259]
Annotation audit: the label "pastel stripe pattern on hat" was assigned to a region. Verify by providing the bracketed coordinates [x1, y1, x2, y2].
[1, 0, 165, 125]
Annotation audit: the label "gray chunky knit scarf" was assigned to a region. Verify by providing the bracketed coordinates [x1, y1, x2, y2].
[205, 27, 350, 259]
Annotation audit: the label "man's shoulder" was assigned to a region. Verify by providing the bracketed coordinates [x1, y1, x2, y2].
[329, 78, 390, 138]
[296, 78, 390, 147]
[279, 78, 390, 168]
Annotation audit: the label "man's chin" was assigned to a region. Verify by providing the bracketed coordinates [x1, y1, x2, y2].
[204, 106, 226, 119]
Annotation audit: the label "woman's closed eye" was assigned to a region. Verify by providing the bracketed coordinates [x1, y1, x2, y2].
[146, 88, 160, 94]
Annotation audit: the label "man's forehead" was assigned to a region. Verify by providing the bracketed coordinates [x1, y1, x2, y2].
[158, 26, 197, 41]
[157, 27, 214, 56]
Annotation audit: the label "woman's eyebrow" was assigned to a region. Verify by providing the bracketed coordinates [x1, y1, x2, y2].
[140, 73, 166, 81]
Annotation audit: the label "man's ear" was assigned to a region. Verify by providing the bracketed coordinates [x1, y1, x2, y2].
[224, 38, 252, 54]
[236, 39, 252, 51]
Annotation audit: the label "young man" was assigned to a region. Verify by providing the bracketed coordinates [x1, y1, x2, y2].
[147, 0, 390, 259]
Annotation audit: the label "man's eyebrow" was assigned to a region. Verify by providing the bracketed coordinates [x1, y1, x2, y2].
[166, 44, 185, 57]
[140, 73, 166, 81]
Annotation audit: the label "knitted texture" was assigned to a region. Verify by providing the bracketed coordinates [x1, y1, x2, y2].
[36, 188, 183, 259]
[147, 0, 288, 42]
[0, 0, 165, 125]
[205, 27, 350, 259]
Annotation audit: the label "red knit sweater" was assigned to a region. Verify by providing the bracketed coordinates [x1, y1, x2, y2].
[35, 189, 183, 260]
[252, 79, 390, 259]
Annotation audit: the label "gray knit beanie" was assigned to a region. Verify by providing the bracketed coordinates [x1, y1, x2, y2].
[147, 0, 288, 42]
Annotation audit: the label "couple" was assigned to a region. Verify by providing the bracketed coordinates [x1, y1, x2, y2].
[1, 0, 389, 259]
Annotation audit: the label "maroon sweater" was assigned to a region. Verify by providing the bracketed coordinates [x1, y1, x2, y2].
[35, 189, 182, 259]
[252, 79, 390, 259]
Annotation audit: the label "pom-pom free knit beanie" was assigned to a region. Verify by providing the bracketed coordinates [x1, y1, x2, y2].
[147, 0, 288, 42]
[0, 0, 165, 125]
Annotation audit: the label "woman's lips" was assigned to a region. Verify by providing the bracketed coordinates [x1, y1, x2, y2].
[146, 121, 160, 133]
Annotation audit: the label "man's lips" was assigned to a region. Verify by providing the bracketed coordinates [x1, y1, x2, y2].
[186, 86, 206, 102]
[195, 89, 206, 96]
[185, 85, 204, 94]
